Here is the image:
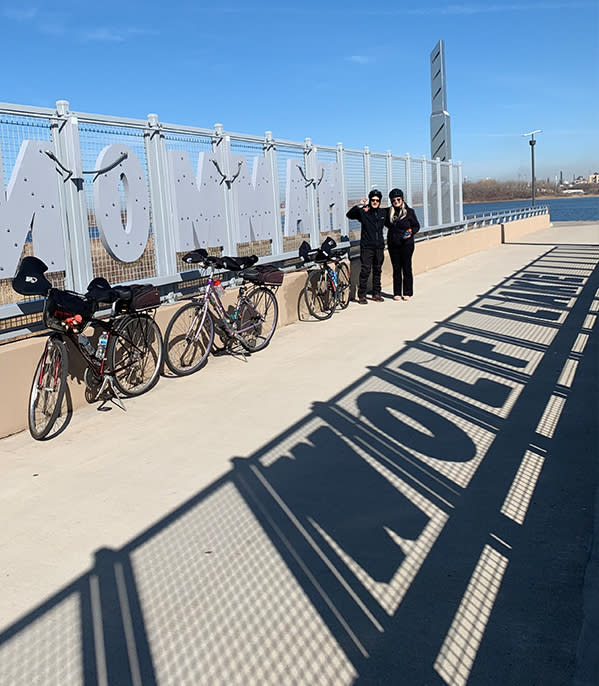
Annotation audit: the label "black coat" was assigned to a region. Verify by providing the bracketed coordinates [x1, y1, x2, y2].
[346, 205, 387, 249]
[385, 206, 420, 246]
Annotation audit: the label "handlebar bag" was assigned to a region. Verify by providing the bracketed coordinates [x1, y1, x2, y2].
[44, 288, 94, 332]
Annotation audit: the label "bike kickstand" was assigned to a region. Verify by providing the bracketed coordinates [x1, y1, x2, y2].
[94, 375, 127, 411]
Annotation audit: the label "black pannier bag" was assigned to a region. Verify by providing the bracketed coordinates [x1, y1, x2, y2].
[44, 288, 94, 332]
[129, 284, 160, 311]
[243, 264, 284, 286]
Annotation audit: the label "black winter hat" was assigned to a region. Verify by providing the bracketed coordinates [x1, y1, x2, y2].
[389, 188, 404, 200]
[368, 189, 382, 200]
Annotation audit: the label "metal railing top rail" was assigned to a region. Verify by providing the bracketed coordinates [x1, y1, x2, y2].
[463, 205, 549, 221]
[0, 102, 462, 164]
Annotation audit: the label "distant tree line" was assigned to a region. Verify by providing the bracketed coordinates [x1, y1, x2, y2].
[463, 179, 599, 202]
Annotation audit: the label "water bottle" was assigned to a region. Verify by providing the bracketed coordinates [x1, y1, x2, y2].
[214, 279, 225, 296]
[95, 331, 109, 360]
[78, 333, 95, 357]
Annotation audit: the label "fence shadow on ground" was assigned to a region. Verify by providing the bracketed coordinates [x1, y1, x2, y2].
[0, 244, 598, 685]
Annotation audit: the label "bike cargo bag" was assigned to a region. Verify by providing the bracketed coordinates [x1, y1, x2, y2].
[244, 264, 284, 286]
[130, 284, 160, 311]
[44, 288, 94, 332]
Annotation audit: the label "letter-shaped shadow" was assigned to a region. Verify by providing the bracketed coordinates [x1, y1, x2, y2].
[264, 425, 429, 583]
[357, 392, 477, 462]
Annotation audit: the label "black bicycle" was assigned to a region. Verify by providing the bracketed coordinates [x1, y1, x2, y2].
[299, 237, 351, 320]
[164, 250, 282, 376]
[12, 257, 164, 440]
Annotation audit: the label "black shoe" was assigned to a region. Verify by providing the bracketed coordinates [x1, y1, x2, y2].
[358, 296, 368, 305]
[372, 294, 384, 302]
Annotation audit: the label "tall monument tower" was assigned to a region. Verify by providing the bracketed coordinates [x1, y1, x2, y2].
[430, 40, 452, 161]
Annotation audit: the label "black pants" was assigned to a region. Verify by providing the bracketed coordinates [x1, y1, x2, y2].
[358, 246, 385, 298]
[388, 240, 415, 296]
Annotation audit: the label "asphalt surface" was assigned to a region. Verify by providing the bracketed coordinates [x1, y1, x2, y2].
[0, 223, 597, 686]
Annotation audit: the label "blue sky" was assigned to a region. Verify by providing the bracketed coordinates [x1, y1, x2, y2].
[1, 1, 598, 181]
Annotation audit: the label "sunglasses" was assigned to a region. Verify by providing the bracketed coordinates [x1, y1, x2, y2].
[370, 197, 381, 202]
[391, 197, 403, 202]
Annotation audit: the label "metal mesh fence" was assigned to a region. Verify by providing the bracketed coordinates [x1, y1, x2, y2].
[277, 144, 308, 254]
[370, 154, 388, 203]
[79, 122, 156, 285]
[344, 151, 366, 242]
[0, 112, 61, 336]
[410, 159, 425, 228]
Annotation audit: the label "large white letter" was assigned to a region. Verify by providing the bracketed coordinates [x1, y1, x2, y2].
[0, 141, 64, 277]
[284, 160, 310, 237]
[168, 150, 227, 251]
[93, 145, 150, 262]
[234, 155, 276, 242]
[317, 162, 345, 233]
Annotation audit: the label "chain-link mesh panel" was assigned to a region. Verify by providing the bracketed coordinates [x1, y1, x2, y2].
[426, 160, 441, 228]
[344, 151, 366, 242]
[410, 159, 425, 228]
[277, 144, 309, 255]
[391, 157, 407, 201]
[453, 168, 462, 221]
[370, 154, 388, 204]
[0, 113, 59, 339]
[440, 163, 452, 224]
[79, 123, 156, 285]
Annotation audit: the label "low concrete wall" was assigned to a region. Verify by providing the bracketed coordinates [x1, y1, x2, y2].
[0, 215, 550, 439]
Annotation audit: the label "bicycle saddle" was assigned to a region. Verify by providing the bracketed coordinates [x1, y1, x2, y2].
[86, 277, 134, 304]
[183, 248, 209, 264]
[218, 255, 259, 271]
[12, 256, 53, 296]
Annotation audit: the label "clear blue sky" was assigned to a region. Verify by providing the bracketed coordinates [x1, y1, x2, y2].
[2, 1, 598, 182]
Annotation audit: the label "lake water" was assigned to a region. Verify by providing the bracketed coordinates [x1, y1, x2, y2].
[464, 196, 599, 222]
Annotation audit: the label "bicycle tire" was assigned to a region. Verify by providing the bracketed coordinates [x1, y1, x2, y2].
[303, 269, 335, 320]
[336, 261, 351, 310]
[237, 286, 279, 352]
[164, 302, 214, 376]
[28, 336, 68, 440]
[107, 313, 163, 396]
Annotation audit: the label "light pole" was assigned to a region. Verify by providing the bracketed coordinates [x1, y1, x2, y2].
[522, 129, 542, 206]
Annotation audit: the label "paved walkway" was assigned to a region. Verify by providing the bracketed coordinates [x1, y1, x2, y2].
[0, 223, 598, 685]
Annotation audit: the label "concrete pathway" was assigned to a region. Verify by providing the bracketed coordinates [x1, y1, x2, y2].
[0, 223, 597, 685]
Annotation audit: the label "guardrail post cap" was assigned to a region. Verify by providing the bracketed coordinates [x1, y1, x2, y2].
[56, 100, 70, 116]
[147, 113, 159, 127]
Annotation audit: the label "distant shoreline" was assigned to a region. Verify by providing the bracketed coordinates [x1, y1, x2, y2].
[464, 194, 599, 203]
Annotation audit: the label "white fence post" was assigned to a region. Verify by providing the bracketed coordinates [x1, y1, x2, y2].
[51, 99, 93, 292]
[405, 153, 413, 207]
[436, 157, 443, 225]
[457, 162, 464, 221]
[448, 160, 455, 223]
[264, 130, 283, 255]
[363, 146, 371, 194]
[337, 142, 350, 239]
[304, 137, 320, 247]
[145, 113, 177, 277]
[386, 149, 393, 198]
[422, 156, 429, 228]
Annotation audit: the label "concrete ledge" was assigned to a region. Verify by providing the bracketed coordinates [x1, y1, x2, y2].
[0, 215, 550, 439]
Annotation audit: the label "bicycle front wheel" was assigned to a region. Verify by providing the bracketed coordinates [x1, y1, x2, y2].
[304, 269, 335, 320]
[237, 287, 279, 352]
[108, 314, 163, 396]
[164, 302, 214, 376]
[336, 261, 351, 310]
[28, 337, 68, 440]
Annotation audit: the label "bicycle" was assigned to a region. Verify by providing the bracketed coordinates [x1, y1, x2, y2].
[163, 250, 282, 376]
[299, 237, 351, 320]
[12, 256, 164, 440]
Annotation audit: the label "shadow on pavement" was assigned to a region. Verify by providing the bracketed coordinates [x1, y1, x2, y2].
[0, 244, 598, 685]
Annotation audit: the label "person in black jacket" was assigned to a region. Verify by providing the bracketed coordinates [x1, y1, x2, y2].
[346, 189, 387, 304]
[385, 188, 420, 300]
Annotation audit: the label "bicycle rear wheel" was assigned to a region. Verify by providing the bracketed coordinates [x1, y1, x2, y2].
[336, 261, 351, 310]
[237, 286, 278, 352]
[28, 336, 68, 440]
[304, 269, 335, 320]
[164, 302, 214, 375]
[108, 313, 163, 396]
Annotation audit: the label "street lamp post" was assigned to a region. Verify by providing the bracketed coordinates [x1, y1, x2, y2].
[522, 129, 542, 206]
